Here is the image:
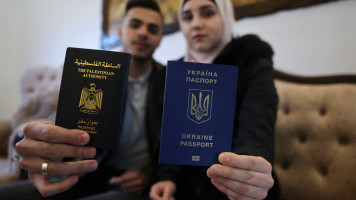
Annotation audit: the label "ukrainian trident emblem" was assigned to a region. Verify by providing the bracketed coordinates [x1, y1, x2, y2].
[187, 89, 213, 124]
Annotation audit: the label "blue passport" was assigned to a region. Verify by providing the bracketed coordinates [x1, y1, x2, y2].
[159, 61, 238, 166]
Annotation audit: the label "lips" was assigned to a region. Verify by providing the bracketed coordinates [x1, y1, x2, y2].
[134, 41, 148, 50]
[193, 34, 206, 41]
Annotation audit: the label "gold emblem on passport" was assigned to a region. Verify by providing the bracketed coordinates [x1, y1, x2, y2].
[192, 156, 200, 161]
[187, 89, 213, 124]
[79, 83, 103, 114]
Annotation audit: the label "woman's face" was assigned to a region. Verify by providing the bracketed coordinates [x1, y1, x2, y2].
[180, 0, 224, 53]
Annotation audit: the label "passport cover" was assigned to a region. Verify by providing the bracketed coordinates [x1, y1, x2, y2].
[55, 47, 131, 149]
[159, 61, 238, 166]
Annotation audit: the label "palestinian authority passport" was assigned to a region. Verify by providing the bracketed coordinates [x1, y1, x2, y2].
[159, 61, 238, 166]
[55, 47, 131, 149]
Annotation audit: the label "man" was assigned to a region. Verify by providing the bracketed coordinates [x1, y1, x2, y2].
[0, 0, 165, 199]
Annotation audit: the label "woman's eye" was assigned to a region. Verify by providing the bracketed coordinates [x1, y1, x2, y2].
[182, 13, 193, 21]
[202, 10, 216, 18]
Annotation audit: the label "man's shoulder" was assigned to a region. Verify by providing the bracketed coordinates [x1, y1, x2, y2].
[150, 59, 166, 83]
[153, 59, 165, 68]
[152, 59, 166, 74]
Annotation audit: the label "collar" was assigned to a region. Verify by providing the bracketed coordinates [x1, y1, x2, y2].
[128, 66, 153, 84]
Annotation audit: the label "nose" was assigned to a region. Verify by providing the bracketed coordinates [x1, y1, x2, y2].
[192, 16, 203, 30]
[137, 26, 148, 39]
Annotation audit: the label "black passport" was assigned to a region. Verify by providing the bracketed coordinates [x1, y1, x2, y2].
[55, 47, 131, 149]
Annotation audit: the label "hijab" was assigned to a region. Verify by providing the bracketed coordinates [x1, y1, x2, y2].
[179, 0, 235, 63]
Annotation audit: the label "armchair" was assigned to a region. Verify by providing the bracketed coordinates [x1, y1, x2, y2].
[0, 66, 62, 186]
[274, 71, 356, 200]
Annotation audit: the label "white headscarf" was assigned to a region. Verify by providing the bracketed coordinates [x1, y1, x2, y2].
[179, 0, 235, 63]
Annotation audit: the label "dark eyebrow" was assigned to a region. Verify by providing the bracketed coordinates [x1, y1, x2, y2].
[182, 4, 216, 13]
[182, 10, 191, 15]
[199, 5, 216, 9]
[129, 18, 161, 28]
[148, 23, 160, 29]
[199, 5, 216, 11]
[129, 18, 143, 24]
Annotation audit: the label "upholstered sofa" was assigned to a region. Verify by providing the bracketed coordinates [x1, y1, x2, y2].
[0, 120, 14, 185]
[0, 67, 355, 200]
[273, 71, 356, 200]
[0, 66, 62, 186]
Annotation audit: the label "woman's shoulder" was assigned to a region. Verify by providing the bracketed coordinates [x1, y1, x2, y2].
[231, 34, 274, 62]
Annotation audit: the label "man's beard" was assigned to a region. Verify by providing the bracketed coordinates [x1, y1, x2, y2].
[132, 54, 150, 63]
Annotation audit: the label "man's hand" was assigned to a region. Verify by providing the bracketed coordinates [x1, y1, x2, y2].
[149, 180, 176, 200]
[15, 121, 98, 197]
[207, 152, 274, 200]
[109, 170, 148, 194]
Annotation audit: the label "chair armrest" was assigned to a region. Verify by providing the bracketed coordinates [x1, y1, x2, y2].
[0, 120, 11, 157]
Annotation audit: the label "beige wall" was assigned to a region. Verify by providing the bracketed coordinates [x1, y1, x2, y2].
[0, 1, 21, 121]
[0, 0, 102, 120]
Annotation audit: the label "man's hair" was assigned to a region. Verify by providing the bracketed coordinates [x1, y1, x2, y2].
[125, 0, 161, 15]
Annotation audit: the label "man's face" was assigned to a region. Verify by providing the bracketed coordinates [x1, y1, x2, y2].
[119, 7, 163, 62]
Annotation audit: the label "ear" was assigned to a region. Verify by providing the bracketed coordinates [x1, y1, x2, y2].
[118, 27, 123, 38]
[157, 33, 163, 46]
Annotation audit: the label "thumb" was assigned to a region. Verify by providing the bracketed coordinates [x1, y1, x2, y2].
[162, 186, 174, 200]
[108, 176, 121, 185]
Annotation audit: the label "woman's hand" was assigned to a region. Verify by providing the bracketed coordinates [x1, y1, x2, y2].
[149, 180, 176, 200]
[207, 152, 274, 200]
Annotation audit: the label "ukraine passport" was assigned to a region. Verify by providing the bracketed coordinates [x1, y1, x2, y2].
[55, 47, 131, 149]
[159, 61, 238, 166]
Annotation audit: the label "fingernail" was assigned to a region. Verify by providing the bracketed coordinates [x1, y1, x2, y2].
[88, 162, 97, 171]
[207, 168, 212, 177]
[71, 176, 79, 184]
[211, 165, 220, 174]
[109, 177, 121, 184]
[219, 153, 229, 163]
[84, 148, 96, 158]
[79, 132, 89, 145]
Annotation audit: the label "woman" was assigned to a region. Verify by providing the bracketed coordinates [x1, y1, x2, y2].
[150, 0, 279, 199]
